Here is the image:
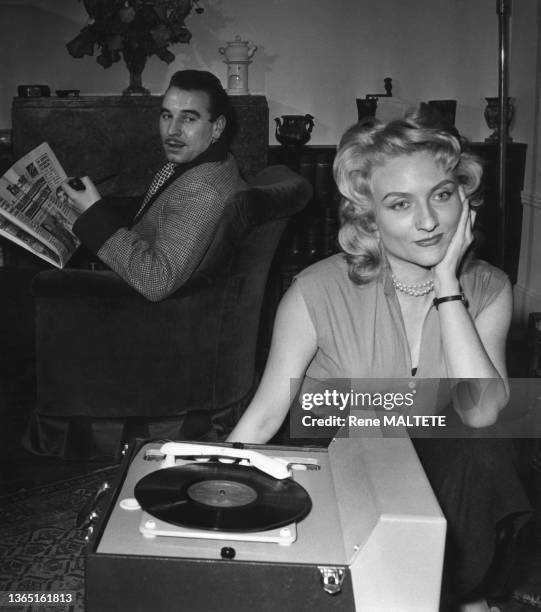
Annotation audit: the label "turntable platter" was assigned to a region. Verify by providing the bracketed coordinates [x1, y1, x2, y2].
[134, 463, 312, 532]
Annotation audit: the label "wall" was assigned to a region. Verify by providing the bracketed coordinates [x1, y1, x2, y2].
[0, 0, 519, 143]
[512, 1, 541, 322]
[0, 0, 539, 318]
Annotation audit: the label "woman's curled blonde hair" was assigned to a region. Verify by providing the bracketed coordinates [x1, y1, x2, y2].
[333, 107, 483, 285]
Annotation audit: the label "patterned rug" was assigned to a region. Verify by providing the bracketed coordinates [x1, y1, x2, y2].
[0, 466, 118, 612]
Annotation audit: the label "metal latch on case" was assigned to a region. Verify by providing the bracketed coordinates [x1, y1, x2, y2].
[318, 566, 345, 595]
[77, 481, 110, 530]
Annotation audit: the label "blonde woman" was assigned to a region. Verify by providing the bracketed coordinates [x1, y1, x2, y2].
[228, 110, 530, 611]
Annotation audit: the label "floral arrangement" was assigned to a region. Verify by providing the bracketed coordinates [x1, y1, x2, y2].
[66, 0, 204, 69]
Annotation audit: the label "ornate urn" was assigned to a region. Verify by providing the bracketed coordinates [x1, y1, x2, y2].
[484, 97, 514, 142]
[275, 114, 315, 147]
[219, 35, 257, 95]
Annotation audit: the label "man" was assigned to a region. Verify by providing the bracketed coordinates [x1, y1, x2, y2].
[63, 70, 244, 301]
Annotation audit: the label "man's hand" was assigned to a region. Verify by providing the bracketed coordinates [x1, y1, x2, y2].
[60, 176, 101, 213]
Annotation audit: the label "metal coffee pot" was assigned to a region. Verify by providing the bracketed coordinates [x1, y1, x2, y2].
[219, 35, 257, 63]
[219, 35, 257, 95]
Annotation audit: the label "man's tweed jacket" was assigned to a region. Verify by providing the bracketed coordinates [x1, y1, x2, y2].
[74, 155, 243, 301]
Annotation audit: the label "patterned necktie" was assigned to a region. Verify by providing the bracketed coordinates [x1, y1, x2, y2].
[142, 162, 177, 206]
[132, 162, 177, 223]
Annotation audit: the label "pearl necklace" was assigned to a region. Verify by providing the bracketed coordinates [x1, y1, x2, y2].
[391, 274, 434, 297]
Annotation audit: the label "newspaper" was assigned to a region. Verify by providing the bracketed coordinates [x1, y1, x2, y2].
[0, 142, 80, 268]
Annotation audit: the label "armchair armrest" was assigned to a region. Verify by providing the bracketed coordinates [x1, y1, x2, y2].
[32, 268, 213, 300]
[31, 266, 244, 419]
[32, 270, 139, 298]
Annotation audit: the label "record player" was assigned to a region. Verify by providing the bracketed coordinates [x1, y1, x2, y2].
[86, 435, 446, 611]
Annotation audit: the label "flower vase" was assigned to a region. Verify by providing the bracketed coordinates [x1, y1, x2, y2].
[122, 52, 150, 96]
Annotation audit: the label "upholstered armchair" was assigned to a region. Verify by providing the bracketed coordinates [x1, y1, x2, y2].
[23, 165, 312, 459]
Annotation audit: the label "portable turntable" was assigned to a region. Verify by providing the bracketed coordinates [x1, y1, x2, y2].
[86, 436, 446, 611]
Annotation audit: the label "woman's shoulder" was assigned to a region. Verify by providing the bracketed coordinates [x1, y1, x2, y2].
[293, 254, 367, 335]
[461, 258, 509, 288]
[295, 253, 350, 284]
[461, 258, 510, 312]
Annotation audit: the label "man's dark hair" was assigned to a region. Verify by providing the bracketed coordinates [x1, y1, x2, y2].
[167, 70, 236, 144]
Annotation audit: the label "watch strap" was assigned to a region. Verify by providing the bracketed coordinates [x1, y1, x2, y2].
[433, 293, 467, 309]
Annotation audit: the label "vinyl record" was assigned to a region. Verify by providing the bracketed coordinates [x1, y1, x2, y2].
[134, 463, 312, 532]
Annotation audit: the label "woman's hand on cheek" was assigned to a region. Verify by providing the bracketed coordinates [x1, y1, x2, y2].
[433, 187, 476, 293]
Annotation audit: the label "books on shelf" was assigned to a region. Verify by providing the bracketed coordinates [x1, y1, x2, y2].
[269, 145, 341, 269]
[0, 143, 80, 268]
[314, 151, 334, 207]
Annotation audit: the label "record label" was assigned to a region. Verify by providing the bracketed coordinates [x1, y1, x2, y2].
[134, 462, 312, 532]
[187, 480, 258, 507]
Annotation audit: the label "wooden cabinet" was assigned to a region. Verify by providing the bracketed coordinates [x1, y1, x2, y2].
[267, 145, 338, 290]
[11, 94, 268, 196]
[469, 142, 527, 284]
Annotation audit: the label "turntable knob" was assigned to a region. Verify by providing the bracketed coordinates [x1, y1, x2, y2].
[221, 546, 236, 560]
[120, 497, 141, 511]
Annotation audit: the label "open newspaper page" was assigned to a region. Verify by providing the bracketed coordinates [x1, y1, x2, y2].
[0, 142, 80, 267]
